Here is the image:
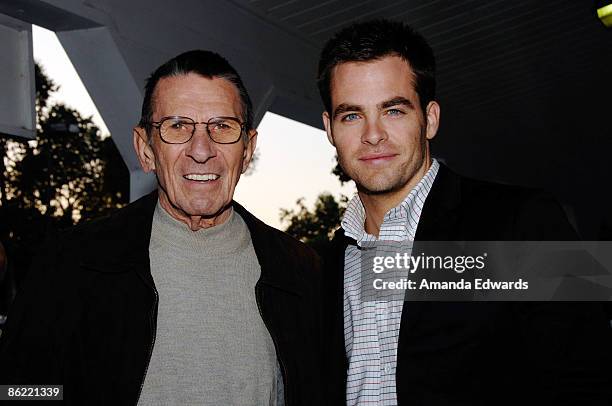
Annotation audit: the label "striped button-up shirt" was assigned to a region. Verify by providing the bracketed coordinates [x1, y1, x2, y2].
[342, 159, 439, 405]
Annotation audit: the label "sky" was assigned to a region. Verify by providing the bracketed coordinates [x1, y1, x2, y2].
[31, 25, 355, 230]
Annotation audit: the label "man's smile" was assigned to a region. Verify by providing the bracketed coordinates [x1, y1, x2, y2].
[183, 173, 220, 182]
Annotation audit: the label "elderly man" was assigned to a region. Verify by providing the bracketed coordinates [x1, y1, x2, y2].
[0, 50, 323, 406]
[318, 20, 612, 406]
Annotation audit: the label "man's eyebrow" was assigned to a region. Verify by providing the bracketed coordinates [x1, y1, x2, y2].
[333, 103, 363, 119]
[378, 97, 415, 110]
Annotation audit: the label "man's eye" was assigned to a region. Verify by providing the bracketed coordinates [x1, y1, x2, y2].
[213, 122, 230, 130]
[385, 109, 404, 116]
[341, 113, 360, 122]
[171, 122, 189, 130]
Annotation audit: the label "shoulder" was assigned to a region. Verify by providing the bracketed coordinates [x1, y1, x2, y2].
[432, 162, 561, 213]
[441, 166, 577, 239]
[233, 202, 322, 269]
[61, 192, 157, 243]
[276, 226, 323, 272]
[456, 171, 542, 207]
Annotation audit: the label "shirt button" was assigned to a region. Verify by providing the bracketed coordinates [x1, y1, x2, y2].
[384, 364, 391, 374]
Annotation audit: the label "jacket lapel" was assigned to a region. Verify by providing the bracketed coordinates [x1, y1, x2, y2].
[399, 163, 463, 336]
[414, 163, 462, 241]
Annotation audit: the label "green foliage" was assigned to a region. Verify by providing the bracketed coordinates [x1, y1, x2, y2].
[279, 154, 353, 254]
[3, 63, 127, 223]
[280, 151, 353, 253]
[280, 193, 347, 255]
[0, 63, 128, 289]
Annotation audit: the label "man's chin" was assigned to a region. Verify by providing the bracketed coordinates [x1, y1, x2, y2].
[355, 175, 400, 195]
[184, 204, 229, 219]
[358, 185, 395, 196]
[161, 195, 231, 222]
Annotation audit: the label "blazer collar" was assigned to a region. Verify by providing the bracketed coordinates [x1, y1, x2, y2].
[404, 163, 463, 332]
[332, 162, 463, 244]
[414, 162, 463, 241]
[332, 163, 465, 336]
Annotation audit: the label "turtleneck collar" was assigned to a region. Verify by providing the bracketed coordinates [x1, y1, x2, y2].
[151, 202, 251, 257]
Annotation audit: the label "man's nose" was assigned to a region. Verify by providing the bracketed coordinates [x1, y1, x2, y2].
[361, 117, 387, 146]
[186, 124, 216, 163]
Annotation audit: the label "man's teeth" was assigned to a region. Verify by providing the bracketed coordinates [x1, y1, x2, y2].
[184, 174, 219, 181]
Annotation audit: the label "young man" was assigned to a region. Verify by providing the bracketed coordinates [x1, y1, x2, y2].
[318, 20, 611, 406]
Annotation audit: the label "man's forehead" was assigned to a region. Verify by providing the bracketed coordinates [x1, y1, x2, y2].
[330, 56, 419, 106]
[151, 73, 241, 115]
[332, 55, 416, 82]
[153, 73, 238, 99]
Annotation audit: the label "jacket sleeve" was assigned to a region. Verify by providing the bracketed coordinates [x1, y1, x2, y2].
[513, 190, 612, 404]
[322, 231, 348, 406]
[0, 232, 68, 385]
[514, 189, 578, 240]
[514, 301, 612, 404]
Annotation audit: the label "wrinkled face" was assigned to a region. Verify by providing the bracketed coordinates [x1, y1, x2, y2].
[323, 55, 439, 196]
[134, 73, 256, 223]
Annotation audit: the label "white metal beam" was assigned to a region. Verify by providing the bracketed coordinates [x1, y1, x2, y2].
[0, 13, 35, 140]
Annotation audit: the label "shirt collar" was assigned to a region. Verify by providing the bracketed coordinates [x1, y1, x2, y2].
[341, 158, 440, 245]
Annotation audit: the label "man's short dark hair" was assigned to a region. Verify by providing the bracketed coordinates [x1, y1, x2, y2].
[317, 19, 436, 114]
[139, 50, 253, 134]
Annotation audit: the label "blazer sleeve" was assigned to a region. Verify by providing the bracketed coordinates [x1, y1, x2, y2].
[513, 189, 578, 241]
[513, 190, 612, 404]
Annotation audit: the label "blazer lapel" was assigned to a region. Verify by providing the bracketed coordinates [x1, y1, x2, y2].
[400, 164, 463, 335]
[414, 163, 462, 241]
[332, 164, 465, 364]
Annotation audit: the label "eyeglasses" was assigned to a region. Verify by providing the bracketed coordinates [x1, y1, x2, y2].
[150, 116, 245, 144]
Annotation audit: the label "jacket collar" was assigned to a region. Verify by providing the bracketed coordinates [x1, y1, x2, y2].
[413, 162, 462, 241]
[233, 200, 303, 296]
[79, 191, 158, 272]
[81, 191, 302, 295]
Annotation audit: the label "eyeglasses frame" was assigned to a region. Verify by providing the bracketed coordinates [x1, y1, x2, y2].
[149, 115, 246, 145]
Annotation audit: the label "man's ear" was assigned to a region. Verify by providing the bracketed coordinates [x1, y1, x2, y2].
[424, 101, 441, 141]
[133, 127, 156, 172]
[241, 129, 258, 174]
[322, 111, 335, 146]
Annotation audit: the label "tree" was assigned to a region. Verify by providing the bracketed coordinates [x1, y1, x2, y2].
[0, 63, 128, 290]
[7, 103, 126, 223]
[280, 192, 348, 256]
[279, 151, 354, 254]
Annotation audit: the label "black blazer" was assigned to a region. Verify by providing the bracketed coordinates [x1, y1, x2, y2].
[0, 192, 324, 406]
[325, 164, 612, 405]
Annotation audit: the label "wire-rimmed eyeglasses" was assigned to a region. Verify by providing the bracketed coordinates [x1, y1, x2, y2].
[149, 116, 245, 144]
